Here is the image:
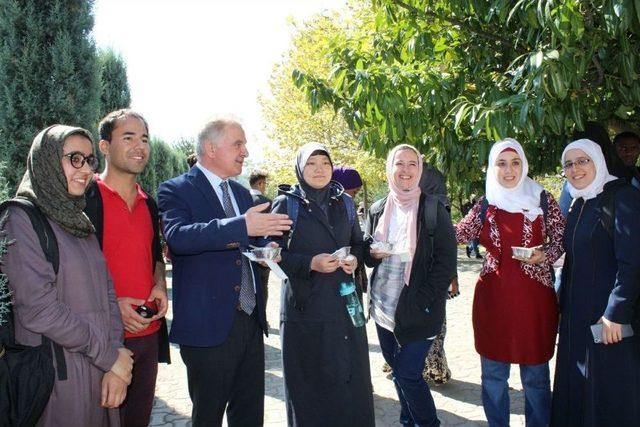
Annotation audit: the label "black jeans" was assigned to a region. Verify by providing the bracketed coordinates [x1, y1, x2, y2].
[180, 310, 265, 427]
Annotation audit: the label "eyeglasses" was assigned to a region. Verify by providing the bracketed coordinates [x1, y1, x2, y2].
[562, 157, 591, 171]
[63, 151, 99, 171]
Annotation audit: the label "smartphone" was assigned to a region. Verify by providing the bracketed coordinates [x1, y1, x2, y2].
[590, 323, 634, 344]
[136, 304, 158, 319]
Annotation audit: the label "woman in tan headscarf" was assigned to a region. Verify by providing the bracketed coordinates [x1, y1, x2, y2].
[2, 125, 132, 426]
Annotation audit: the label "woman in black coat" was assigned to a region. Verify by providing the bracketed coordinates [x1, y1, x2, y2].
[271, 143, 375, 427]
[551, 138, 640, 426]
[366, 144, 457, 427]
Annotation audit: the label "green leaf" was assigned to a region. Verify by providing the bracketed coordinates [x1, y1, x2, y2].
[545, 49, 559, 60]
[454, 103, 470, 129]
[518, 100, 530, 127]
[615, 104, 634, 118]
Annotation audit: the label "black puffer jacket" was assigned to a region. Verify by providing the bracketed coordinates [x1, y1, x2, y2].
[365, 193, 457, 345]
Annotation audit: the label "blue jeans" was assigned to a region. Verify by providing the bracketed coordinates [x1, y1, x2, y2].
[480, 357, 550, 427]
[467, 238, 480, 256]
[376, 324, 440, 427]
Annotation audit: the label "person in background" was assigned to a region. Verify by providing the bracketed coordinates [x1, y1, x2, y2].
[249, 169, 272, 305]
[551, 139, 640, 426]
[249, 169, 271, 206]
[418, 161, 457, 385]
[84, 109, 170, 427]
[613, 131, 640, 188]
[366, 144, 457, 427]
[2, 125, 133, 425]
[273, 144, 374, 426]
[332, 166, 368, 299]
[461, 200, 483, 259]
[186, 153, 197, 168]
[332, 165, 363, 198]
[456, 138, 565, 427]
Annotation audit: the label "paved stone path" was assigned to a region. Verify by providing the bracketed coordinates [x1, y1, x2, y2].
[151, 249, 556, 426]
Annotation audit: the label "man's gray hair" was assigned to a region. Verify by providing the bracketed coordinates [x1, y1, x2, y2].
[196, 116, 243, 158]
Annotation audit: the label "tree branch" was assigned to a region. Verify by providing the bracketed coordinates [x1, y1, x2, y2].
[389, 0, 523, 52]
[591, 55, 604, 87]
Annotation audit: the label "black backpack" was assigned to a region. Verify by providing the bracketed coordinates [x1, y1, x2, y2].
[591, 179, 626, 240]
[0, 198, 66, 427]
[419, 163, 451, 270]
[285, 192, 357, 248]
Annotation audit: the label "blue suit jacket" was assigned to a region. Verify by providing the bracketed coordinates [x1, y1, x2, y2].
[158, 166, 267, 347]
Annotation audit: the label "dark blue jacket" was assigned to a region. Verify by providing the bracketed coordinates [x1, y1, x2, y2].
[552, 181, 640, 426]
[158, 166, 267, 347]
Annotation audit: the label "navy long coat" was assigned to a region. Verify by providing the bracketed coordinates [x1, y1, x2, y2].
[551, 182, 640, 426]
[272, 183, 375, 427]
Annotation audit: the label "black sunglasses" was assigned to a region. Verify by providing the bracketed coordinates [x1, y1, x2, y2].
[63, 151, 99, 172]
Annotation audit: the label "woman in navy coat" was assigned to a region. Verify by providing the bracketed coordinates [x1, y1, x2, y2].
[271, 143, 375, 427]
[551, 138, 640, 426]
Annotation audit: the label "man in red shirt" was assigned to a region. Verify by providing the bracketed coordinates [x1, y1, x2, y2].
[85, 109, 169, 427]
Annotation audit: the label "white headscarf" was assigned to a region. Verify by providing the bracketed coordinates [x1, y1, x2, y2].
[561, 139, 617, 200]
[485, 138, 544, 221]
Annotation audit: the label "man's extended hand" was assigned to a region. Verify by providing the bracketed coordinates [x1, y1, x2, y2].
[245, 203, 292, 237]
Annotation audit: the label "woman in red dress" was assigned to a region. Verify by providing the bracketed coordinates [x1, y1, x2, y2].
[456, 138, 565, 427]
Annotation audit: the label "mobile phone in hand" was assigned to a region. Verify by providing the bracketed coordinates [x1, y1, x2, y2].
[136, 305, 157, 319]
[590, 323, 634, 344]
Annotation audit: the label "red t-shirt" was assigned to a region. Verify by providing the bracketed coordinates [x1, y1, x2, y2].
[97, 177, 160, 339]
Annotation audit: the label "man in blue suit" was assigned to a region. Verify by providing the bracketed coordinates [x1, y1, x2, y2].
[158, 118, 291, 426]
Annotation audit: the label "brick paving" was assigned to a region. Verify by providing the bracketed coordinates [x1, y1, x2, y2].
[151, 249, 553, 426]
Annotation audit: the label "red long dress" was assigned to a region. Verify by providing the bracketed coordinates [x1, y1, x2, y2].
[473, 209, 558, 365]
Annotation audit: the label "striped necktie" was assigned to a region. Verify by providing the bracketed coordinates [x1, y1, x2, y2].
[220, 181, 255, 314]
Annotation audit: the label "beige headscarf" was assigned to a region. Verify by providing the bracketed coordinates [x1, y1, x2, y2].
[16, 125, 95, 237]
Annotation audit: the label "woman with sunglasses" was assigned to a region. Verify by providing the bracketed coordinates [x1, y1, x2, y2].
[2, 125, 132, 426]
[456, 138, 565, 427]
[551, 139, 640, 426]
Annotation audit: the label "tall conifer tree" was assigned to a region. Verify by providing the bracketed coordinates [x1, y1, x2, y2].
[97, 48, 131, 119]
[0, 0, 100, 191]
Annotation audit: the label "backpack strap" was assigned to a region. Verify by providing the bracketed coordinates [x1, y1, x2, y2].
[143, 193, 164, 268]
[340, 193, 356, 228]
[0, 198, 67, 380]
[0, 199, 59, 275]
[422, 195, 441, 270]
[285, 195, 300, 249]
[285, 193, 355, 247]
[596, 180, 626, 240]
[83, 180, 104, 249]
[480, 193, 549, 225]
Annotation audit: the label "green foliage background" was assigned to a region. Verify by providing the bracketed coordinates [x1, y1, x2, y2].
[97, 48, 131, 119]
[0, 0, 101, 192]
[293, 0, 640, 208]
[259, 13, 388, 207]
[0, 1, 188, 199]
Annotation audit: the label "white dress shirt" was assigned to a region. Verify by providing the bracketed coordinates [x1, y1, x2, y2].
[196, 163, 241, 215]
